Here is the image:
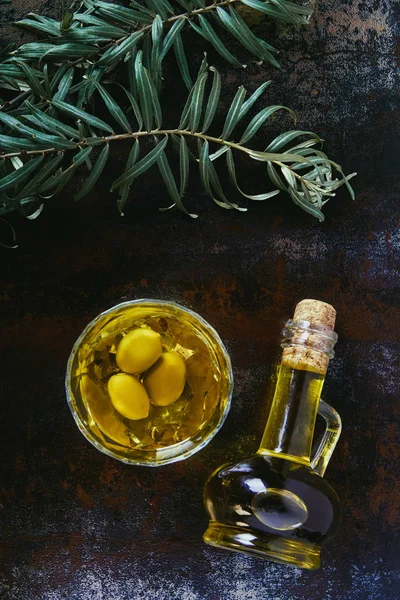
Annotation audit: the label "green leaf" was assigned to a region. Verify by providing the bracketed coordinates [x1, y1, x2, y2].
[38, 147, 93, 195]
[238, 81, 271, 120]
[301, 179, 320, 207]
[0, 135, 43, 152]
[272, 0, 312, 21]
[73, 13, 124, 30]
[172, 133, 197, 163]
[111, 135, 168, 191]
[52, 99, 114, 134]
[190, 16, 243, 67]
[16, 17, 62, 37]
[86, 78, 131, 132]
[207, 155, 245, 211]
[0, 111, 40, 137]
[130, 0, 154, 16]
[135, 51, 154, 132]
[14, 60, 46, 98]
[267, 161, 287, 191]
[92, 1, 153, 25]
[160, 19, 185, 59]
[0, 75, 22, 92]
[0, 111, 77, 148]
[179, 84, 196, 130]
[69, 147, 94, 170]
[25, 101, 79, 138]
[199, 139, 212, 197]
[61, 26, 120, 43]
[226, 148, 279, 200]
[147, 0, 174, 17]
[145, 65, 162, 129]
[119, 85, 143, 131]
[240, 0, 307, 24]
[241, 105, 296, 144]
[142, 30, 152, 73]
[202, 66, 221, 133]
[240, 106, 296, 144]
[280, 164, 297, 188]
[157, 150, 196, 217]
[72, 66, 106, 106]
[53, 67, 74, 102]
[13, 42, 94, 60]
[74, 143, 110, 201]
[117, 139, 140, 215]
[97, 31, 143, 66]
[150, 14, 163, 85]
[16, 153, 64, 199]
[289, 186, 325, 221]
[0, 155, 44, 192]
[189, 71, 208, 132]
[179, 135, 189, 196]
[42, 64, 51, 99]
[61, 10, 74, 32]
[128, 51, 138, 97]
[38, 168, 72, 196]
[246, 148, 307, 163]
[13, 43, 98, 60]
[217, 7, 280, 67]
[266, 130, 320, 152]
[209, 145, 229, 162]
[198, 138, 241, 210]
[221, 86, 247, 139]
[0, 64, 41, 79]
[173, 32, 192, 90]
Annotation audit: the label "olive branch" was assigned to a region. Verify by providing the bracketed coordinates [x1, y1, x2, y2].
[12, 0, 312, 87]
[0, 0, 355, 228]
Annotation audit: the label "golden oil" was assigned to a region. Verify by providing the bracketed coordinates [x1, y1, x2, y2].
[259, 364, 325, 465]
[66, 300, 232, 465]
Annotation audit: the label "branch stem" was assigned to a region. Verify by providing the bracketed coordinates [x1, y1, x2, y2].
[0, 128, 314, 191]
[0, 127, 273, 158]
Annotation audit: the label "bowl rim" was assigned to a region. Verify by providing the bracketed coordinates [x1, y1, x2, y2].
[65, 298, 234, 466]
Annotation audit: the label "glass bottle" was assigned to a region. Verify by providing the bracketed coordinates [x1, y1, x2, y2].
[203, 300, 342, 569]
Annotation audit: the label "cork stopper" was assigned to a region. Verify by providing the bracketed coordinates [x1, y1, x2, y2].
[293, 299, 336, 331]
[282, 299, 337, 375]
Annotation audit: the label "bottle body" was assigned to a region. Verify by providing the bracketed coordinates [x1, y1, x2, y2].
[203, 302, 341, 569]
[204, 454, 341, 569]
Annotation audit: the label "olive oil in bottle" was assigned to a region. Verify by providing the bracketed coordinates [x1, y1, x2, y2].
[203, 299, 342, 569]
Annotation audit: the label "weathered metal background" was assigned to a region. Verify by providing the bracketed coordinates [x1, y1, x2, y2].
[0, 0, 399, 598]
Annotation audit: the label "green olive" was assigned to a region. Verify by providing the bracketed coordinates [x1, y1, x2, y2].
[116, 328, 162, 374]
[81, 375, 130, 446]
[144, 351, 186, 406]
[108, 373, 150, 420]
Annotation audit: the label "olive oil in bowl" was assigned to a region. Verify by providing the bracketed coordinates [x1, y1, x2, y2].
[66, 300, 233, 466]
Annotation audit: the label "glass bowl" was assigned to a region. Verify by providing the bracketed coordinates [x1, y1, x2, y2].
[65, 299, 233, 466]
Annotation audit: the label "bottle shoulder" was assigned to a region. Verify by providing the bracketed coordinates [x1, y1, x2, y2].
[214, 454, 336, 491]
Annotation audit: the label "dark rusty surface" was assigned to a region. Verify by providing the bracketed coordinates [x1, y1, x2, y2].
[0, 0, 399, 598]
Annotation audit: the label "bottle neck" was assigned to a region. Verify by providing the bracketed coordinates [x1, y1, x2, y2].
[258, 320, 337, 465]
